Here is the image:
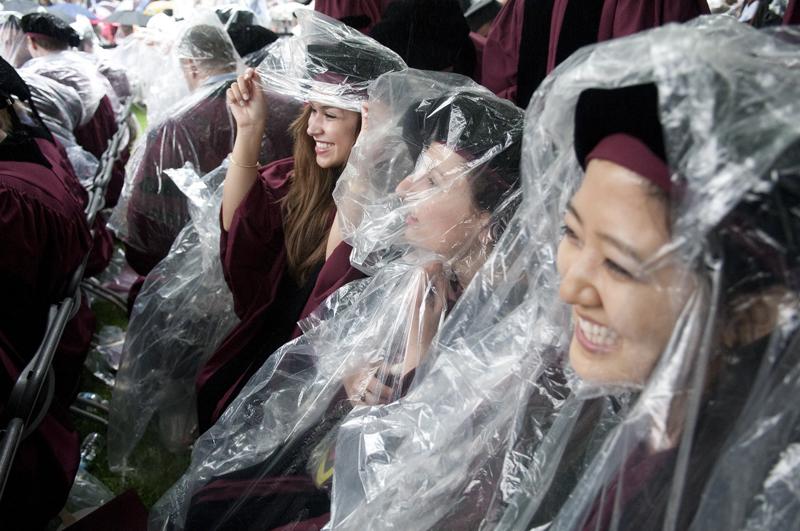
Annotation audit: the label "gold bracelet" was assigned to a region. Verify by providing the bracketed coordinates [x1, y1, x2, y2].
[229, 154, 260, 168]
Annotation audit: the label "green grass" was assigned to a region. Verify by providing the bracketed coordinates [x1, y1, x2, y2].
[132, 103, 148, 132]
[69, 292, 191, 510]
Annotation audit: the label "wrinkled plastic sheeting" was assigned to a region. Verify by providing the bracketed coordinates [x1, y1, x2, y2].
[19, 51, 112, 124]
[108, 79, 297, 270]
[65, 468, 115, 515]
[173, 16, 241, 73]
[326, 17, 800, 531]
[19, 70, 84, 141]
[149, 70, 524, 530]
[107, 163, 239, 472]
[150, 263, 454, 530]
[0, 14, 28, 67]
[102, 25, 190, 123]
[334, 69, 524, 274]
[255, 10, 406, 111]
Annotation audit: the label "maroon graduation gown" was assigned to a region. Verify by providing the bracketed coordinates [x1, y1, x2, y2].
[470, 32, 486, 85]
[124, 87, 236, 276]
[73, 94, 124, 207]
[33, 136, 112, 402]
[481, 0, 526, 102]
[123, 83, 296, 278]
[0, 140, 92, 528]
[314, 0, 393, 32]
[195, 158, 365, 432]
[0, 339, 80, 531]
[595, 0, 710, 42]
[786, 0, 799, 24]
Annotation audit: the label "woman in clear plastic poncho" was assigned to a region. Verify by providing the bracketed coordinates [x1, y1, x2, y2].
[149, 68, 523, 531]
[325, 17, 800, 531]
[192, 11, 405, 433]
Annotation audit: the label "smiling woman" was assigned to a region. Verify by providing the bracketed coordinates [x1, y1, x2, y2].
[559, 152, 692, 386]
[194, 12, 405, 432]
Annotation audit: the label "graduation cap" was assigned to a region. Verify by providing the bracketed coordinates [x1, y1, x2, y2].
[0, 56, 31, 107]
[20, 12, 80, 48]
[573, 83, 675, 195]
[306, 40, 405, 90]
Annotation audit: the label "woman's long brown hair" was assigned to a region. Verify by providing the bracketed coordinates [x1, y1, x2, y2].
[282, 105, 360, 285]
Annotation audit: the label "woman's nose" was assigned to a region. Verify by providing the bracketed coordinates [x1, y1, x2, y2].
[558, 252, 602, 309]
[307, 113, 322, 136]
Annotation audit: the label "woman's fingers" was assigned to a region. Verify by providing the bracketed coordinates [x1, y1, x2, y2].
[229, 83, 245, 106]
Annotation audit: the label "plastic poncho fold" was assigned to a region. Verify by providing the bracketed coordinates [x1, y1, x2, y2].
[149, 68, 524, 530]
[108, 17, 298, 274]
[19, 51, 112, 124]
[254, 10, 406, 111]
[107, 163, 240, 472]
[325, 16, 800, 531]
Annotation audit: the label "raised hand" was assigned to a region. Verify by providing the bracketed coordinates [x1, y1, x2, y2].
[226, 67, 268, 131]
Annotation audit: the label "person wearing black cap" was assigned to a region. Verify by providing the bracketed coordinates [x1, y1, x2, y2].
[0, 57, 93, 529]
[19, 12, 123, 205]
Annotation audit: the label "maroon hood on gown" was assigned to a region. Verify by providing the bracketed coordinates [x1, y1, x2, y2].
[195, 158, 365, 432]
[0, 134, 91, 529]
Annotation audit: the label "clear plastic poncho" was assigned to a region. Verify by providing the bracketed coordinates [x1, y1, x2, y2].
[102, 22, 191, 122]
[254, 10, 406, 111]
[108, 19, 297, 274]
[148, 68, 524, 530]
[107, 163, 240, 472]
[19, 50, 112, 125]
[325, 16, 800, 531]
[16, 70, 100, 185]
[0, 14, 29, 67]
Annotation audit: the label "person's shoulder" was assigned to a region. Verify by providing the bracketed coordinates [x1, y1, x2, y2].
[260, 156, 295, 191]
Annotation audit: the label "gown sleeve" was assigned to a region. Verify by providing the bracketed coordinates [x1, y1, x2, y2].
[219, 157, 294, 318]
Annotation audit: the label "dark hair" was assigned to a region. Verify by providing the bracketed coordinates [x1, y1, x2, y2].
[20, 12, 80, 49]
[178, 24, 237, 72]
[402, 92, 523, 239]
[716, 145, 800, 303]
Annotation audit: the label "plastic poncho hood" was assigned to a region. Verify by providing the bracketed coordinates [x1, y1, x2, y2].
[254, 10, 406, 111]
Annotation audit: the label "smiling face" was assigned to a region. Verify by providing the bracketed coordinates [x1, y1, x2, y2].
[557, 159, 693, 386]
[395, 142, 489, 257]
[306, 102, 360, 169]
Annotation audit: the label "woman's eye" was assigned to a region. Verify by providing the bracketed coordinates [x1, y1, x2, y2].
[325, 113, 337, 120]
[561, 224, 577, 240]
[604, 259, 635, 279]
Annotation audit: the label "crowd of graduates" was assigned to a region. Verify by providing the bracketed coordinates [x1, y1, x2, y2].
[1, 0, 799, 529]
